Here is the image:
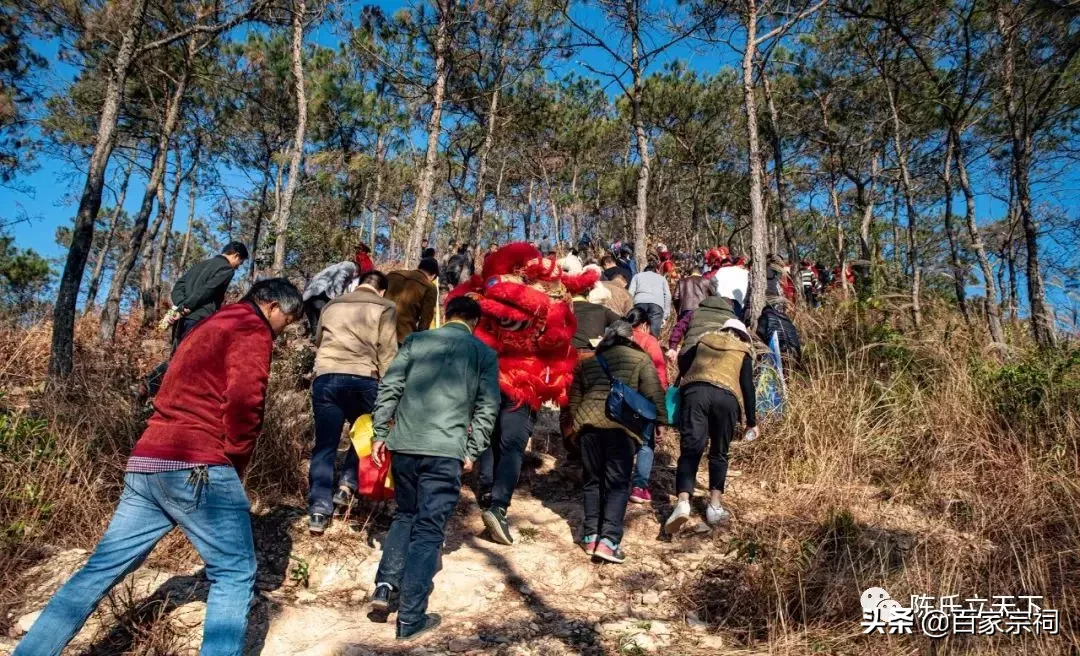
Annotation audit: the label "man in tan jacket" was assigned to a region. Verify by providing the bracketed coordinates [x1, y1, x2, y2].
[308, 270, 399, 534]
[386, 258, 440, 345]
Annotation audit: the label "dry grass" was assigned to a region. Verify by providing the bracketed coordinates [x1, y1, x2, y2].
[668, 299, 1080, 654]
[0, 300, 1077, 654]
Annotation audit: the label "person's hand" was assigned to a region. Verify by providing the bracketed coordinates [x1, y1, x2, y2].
[463, 458, 474, 474]
[372, 440, 388, 468]
[744, 427, 759, 442]
[665, 348, 678, 363]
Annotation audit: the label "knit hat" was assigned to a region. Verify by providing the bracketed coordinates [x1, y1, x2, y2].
[721, 318, 752, 342]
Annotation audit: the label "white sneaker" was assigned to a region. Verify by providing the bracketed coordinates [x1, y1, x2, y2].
[705, 503, 731, 527]
[664, 500, 692, 534]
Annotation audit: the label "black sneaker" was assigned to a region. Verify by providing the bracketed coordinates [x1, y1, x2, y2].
[482, 506, 514, 545]
[332, 487, 354, 509]
[396, 613, 442, 641]
[370, 583, 399, 613]
[309, 513, 329, 535]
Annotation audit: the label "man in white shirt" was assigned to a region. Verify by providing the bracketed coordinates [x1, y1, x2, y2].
[712, 259, 749, 320]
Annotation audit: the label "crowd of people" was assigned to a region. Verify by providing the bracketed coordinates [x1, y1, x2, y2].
[15, 235, 810, 654]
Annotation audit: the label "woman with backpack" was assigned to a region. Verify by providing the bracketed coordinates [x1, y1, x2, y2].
[567, 321, 668, 563]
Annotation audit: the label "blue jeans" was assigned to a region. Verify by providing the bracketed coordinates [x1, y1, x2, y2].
[632, 437, 655, 489]
[636, 303, 664, 338]
[375, 453, 462, 625]
[14, 467, 255, 656]
[476, 396, 536, 510]
[309, 373, 378, 515]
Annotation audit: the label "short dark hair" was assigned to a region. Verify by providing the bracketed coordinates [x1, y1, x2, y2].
[600, 255, 616, 267]
[360, 270, 388, 291]
[223, 241, 249, 260]
[457, 243, 470, 254]
[446, 296, 481, 322]
[645, 264, 657, 273]
[418, 257, 440, 277]
[624, 306, 650, 328]
[422, 247, 436, 259]
[244, 278, 302, 317]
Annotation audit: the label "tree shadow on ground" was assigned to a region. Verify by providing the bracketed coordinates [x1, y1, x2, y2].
[338, 535, 612, 656]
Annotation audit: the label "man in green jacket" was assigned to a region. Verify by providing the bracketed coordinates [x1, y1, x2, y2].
[369, 296, 500, 641]
[139, 242, 248, 398]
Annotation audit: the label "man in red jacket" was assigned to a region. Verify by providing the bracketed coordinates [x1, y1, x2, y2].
[14, 278, 302, 656]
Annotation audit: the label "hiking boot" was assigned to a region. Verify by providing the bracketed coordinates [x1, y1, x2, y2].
[629, 487, 652, 504]
[332, 486, 354, 510]
[592, 538, 626, 564]
[580, 534, 599, 556]
[370, 583, 399, 613]
[705, 503, 732, 527]
[396, 613, 442, 641]
[308, 513, 330, 535]
[664, 500, 692, 534]
[482, 506, 514, 545]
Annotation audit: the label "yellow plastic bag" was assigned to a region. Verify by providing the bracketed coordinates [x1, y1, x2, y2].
[350, 414, 375, 456]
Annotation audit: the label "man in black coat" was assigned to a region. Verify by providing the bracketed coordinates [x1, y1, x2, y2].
[137, 242, 248, 399]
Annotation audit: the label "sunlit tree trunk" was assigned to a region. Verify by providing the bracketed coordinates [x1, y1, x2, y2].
[272, 0, 308, 276]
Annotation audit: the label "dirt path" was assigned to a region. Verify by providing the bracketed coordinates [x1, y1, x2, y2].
[3, 416, 961, 656]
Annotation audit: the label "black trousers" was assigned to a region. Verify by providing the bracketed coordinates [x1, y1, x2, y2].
[304, 293, 330, 338]
[580, 428, 636, 544]
[677, 383, 739, 494]
[476, 396, 536, 510]
[375, 453, 462, 625]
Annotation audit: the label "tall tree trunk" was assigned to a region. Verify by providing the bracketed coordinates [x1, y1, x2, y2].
[85, 161, 134, 312]
[889, 182, 901, 270]
[942, 133, 970, 324]
[272, 0, 308, 276]
[370, 131, 386, 248]
[149, 151, 190, 322]
[99, 57, 190, 342]
[630, 19, 650, 273]
[886, 80, 921, 329]
[179, 181, 196, 271]
[998, 7, 1056, 347]
[524, 178, 535, 243]
[761, 67, 798, 263]
[137, 184, 170, 327]
[741, 0, 768, 329]
[953, 132, 1004, 345]
[49, 0, 150, 378]
[404, 1, 451, 268]
[466, 46, 505, 250]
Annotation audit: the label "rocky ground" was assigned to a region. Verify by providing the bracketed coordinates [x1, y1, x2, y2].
[2, 409, 974, 656]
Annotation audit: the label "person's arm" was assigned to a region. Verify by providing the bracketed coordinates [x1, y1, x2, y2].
[376, 306, 400, 378]
[668, 310, 692, 352]
[627, 275, 638, 299]
[465, 347, 500, 461]
[171, 271, 188, 306]
[740, 354, 756, 428]
[181, 261, 235, 313]
[372, 338, 412, 443]
[222, 322, 273, 476]
[645, 337, 668, 388]
[418, 283, 436, 332]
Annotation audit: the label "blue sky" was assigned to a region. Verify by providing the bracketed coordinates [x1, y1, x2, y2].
[1, 0, 1076, 313]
